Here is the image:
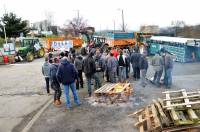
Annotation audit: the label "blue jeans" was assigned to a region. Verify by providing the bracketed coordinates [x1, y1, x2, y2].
[165, 68, 172, 88]
[63, 82, 80, 108]
[140, 69, 147, 87]
[87, 74, 101, 95]
[118, 66, 126, 82]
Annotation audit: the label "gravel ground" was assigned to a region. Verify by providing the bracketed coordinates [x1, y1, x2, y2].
[29, 61, 200, 132]
[0, 57, 199, 132]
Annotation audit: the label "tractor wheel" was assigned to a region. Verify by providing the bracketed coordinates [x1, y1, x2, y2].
[26, 52, 34, 62]
[37, 48, 45, 58]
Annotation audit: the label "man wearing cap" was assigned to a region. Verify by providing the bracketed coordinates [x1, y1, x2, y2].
[139, 50, 148, 87]
[151, 52, 164, 87]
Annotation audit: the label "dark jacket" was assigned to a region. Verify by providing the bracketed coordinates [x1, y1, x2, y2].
[139, 55, 148, 70]
[165, 54, 173, 69]
[56, 59, 78, 85]
[75, 56, 83, 71]
[49, 63, 59, 82]
[131, 52, 141, 68]
[83, 53, 96, 77]
[94, 54, 105, 72]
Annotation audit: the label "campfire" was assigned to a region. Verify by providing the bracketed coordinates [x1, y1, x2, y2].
[94, 83, 133, 104]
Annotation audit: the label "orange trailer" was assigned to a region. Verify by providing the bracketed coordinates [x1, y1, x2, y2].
[45, 37, 83, 52]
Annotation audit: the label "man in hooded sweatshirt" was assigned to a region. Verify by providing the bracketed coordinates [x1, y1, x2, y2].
[56, 56, 80, 109]
[74, 54, 84, 89]
[83, 52, 101, 97]
[42, 56, 51, 95]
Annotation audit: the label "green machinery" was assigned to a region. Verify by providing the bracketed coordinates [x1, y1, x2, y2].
[16, 38, 45, 62]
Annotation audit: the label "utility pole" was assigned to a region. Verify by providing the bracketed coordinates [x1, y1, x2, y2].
[117, 9, 125, 32]
[2, 4, 7, 44]
[3, 24, 7, 44]
[113, 20, 115, 33]
[121, 9, 125, 32]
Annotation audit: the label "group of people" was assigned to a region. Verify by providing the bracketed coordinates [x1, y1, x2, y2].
[41, 46, 174, 109]
[151, 48, 174, 88]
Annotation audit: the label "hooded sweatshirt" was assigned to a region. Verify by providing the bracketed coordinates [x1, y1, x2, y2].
[56, 58, 78, 85]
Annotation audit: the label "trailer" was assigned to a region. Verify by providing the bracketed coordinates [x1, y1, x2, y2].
[149, 36, 200, 62]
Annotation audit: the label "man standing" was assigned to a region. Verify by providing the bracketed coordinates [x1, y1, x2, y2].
[107, 52, 118, 83]
[163, 51, 174, 89]
[94, 48, 105, 84]
[124, 49, 131, 78]
[105, 52, 111, 82]
[42, 57, 51, 95]
[50, 58, 62, 106]
[117, 50, 127, 82]
[139, 51, 148, 87]
[83, 52, 101, 97]
[131, 49, 141, 80]
[151, 52, 163, 87]
[56, 57, 80, 109]
[74, 54, 84, 90]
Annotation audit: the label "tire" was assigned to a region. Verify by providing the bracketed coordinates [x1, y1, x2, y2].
[37, 48, 45, 58]
[26, 52, 34, 62]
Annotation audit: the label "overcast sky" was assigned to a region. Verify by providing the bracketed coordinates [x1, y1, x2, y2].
[0, 0, 200, 31]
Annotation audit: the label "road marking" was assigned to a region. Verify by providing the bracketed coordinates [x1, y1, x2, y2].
[21, 97, 53, 132]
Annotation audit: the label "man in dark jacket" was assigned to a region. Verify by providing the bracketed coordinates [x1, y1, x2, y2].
[94, 48, 105, 84]
[139, 51, 148, 87]
[56, 57, 80, 109]
[83, 52, 101, 97]
[163, 51, 174, 88]
[131, 49, 141, 80]
[74, 55, 84, 89]
[50, 58, 62, 106]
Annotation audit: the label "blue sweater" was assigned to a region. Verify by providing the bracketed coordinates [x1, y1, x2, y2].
[56, 59, 78, 85]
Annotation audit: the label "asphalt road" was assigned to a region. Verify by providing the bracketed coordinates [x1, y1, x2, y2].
[0, 58, 51, 132]
[0, 57, 200, 132]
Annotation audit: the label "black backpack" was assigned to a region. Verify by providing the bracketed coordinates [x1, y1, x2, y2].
[118, 55, 126, 67]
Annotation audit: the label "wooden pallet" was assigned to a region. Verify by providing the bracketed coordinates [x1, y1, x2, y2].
[162, 124, 200, 132]
[162, 89, 200, 125]
[163, 89, 200, 110]
[94, 83, 133, 104]
[129, 104, 162, 132]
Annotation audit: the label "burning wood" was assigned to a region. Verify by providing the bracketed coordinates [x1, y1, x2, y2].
[94, 83, 133, 104]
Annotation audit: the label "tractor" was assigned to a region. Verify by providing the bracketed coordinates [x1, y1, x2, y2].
[15, 38, 45, 62]
[79, 27, 108, 55]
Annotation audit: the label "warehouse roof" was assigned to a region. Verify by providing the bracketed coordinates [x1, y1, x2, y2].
[150, 36, 200, 44]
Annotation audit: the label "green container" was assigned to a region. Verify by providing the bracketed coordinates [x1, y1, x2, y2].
[150, 43, 161, 54]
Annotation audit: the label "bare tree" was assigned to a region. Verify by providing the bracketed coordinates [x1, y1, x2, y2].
[171, 20, 186, 36]
[119, 23, 128, 32]
[44, 11, 54, 31]
[64, 16, 88, 37]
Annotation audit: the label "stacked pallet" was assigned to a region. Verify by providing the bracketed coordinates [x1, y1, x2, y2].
[129, 89, 200, 132]
[94, 83, 133, 104]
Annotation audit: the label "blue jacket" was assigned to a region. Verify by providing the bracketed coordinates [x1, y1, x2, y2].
[56, 59, 78, 85]
[131, 52, 141, 68]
